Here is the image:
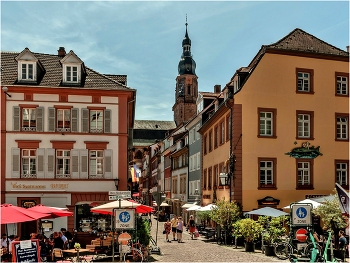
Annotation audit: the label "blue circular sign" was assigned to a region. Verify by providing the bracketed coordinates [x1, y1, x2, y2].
[119, 211, 131, 223]
[296, 207, 307, 219]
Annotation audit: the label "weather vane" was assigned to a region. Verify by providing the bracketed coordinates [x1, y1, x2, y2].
[186, 14, 188, 27]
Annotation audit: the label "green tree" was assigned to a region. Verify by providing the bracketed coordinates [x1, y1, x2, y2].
[233, 218, 262, 243]
[258, 216, 287, 245]
[197, 211, 211, 228]
[210, 199, 242, 243]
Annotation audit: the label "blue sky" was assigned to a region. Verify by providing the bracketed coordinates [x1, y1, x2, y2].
[1, 1, 349, 121]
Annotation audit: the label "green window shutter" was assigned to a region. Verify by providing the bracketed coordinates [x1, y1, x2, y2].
[81, 109, 89, 133]
[104, 149, 113, 179]
[46, 148, 55, 178]
[13, 106, 21, 131]
[80, 149, 88, 179]
[36, 148, 45, 178]
[104, 109, 111, 133]
[71, 108, 79, 132]
[71, 149, 79, 179]
[36, 107, 44, 132]
[48, 107, 56, 132]
[11, 148, 20, 178]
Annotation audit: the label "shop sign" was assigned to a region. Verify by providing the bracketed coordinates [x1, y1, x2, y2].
[291, 204, 312, 226]
[181, 195, 185, 201]
[10, 182, 68, 190]
[305, 194, 325, 199]
[115, 209, 135, 229]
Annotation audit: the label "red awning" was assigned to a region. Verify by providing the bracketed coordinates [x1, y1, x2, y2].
[132, 193, 140, 197]
[28, 205, 73, 219]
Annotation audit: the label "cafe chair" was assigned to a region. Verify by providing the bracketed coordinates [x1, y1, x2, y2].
[54, 249, 71, 263]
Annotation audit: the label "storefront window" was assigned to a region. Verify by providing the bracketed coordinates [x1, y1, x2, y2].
[75, 204, 111, 233]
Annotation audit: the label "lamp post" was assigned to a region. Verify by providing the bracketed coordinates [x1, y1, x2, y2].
[114, 178, 119, 190]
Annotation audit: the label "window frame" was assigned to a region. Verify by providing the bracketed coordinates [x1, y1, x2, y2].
[213, 164, 218, 188]
[296, 68, 314, 94]
[64, 64, 79, 83]
[258, 157, 277, 189]
[214, 125, 219, 149]
[220, 119, 225, 145]
[18, 61, 36, 82]
[203, 135, 207, 155]
[296, 158, 314, 190]
[335, 113, 349, 142]
[208, 167, 212, 189]
[89, 109, 104, 133]
[172, 177, 178, 194]
[89, 149, 104, 179]
[296, 110, 314, 140]
[203, 169, 207, 190]
[56, 149, 71, 179]
[335, 72, 349, 97]
[22, 107, 37, 132]
[209, 130, 213, 152]
[56, 108, 71, 132]
[335, 160, 349, 189]
[226, 114, 230, 142]
[21, 149, 37, 178]
[258, 108, 277, 138]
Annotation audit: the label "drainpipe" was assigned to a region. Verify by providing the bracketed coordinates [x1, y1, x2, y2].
[224, 98, 233, 202]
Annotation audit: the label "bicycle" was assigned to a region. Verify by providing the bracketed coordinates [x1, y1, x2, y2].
[274, 232, 321, 260]
[123, 240, 144, 262]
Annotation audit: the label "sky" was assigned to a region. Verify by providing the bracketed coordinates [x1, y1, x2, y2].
[1, 1, 349, 121]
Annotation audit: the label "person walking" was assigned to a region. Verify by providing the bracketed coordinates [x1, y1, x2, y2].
[164, 219, 172, 242]
[170, 215, 178, 241]
[177, 217, 184, 243]
[187, 215, 196, 239]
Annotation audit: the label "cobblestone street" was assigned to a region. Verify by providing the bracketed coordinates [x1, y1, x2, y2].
[148, 217, 284, 262]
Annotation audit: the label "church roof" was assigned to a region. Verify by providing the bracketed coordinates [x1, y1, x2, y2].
[134, 120, 176, 130]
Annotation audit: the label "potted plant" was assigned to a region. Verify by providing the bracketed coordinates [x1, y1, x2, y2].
[74, 242, 81, 251]
[234, 218, 262, 252]
[258, 216, 287, 256]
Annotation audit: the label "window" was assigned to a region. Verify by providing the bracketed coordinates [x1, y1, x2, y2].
[203, 169, 207, 189]
[221, 121, 225, 144]
[296, 68, 314, 94]
[193, 154, 197, 171]
[179, 155, 182, 167]
[296, 159, 313, 189]
[89, 150, 104, 179]
[22, 149, 36, 178]
[197, 152, 200, 169]
[21, 63, 34, 80]
[258, 158, 277, 189]
[56, 150, 71, 179]
[22, 108, 36, 131]
[180, 175, 186, 194]
[258, 108, 277, 138]
[226, 114, 230, 141]
[209, 130, 213, 151]
[214, 126, 219, 148]
[336, 113, 349, 141]
[335, 72, 349, 96]
[189, 156, 192, 171]
[90, 110, 104, 133]
[213, 165, 218, 188]
[335, 160, 349, 188]
[172, 177, 178, 194]
[65, 66, 78, 82]
[296, 111, 314, 139]
[197, 124, 200, 140]
[204, 135, 207, 155]
[57, 109, 71, 132]
[208, 167, 212, 189]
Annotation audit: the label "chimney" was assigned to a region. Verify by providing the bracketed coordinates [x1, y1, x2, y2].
[214, 85, 221, 93]
[58, 47, 66, 57]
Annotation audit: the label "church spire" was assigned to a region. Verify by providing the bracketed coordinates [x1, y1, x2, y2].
[178, 16, 196, 76]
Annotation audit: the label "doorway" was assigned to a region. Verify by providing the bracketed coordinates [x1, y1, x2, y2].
[17, 197, 40, 239]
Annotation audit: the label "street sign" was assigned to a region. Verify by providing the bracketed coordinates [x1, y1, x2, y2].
[291, 204, 312, 226]
[109, 195, 131, 200]
[296, 228, 308, 242]
[115, 209, 135, 229]
[109, 191, 131, 196]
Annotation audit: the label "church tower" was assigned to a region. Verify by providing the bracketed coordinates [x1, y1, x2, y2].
[172, 19, 198, 126]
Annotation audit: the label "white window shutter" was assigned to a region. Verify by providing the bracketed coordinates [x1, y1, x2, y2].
[46, 148, 55, 178]
[104, 149, 113, 179]
[11, 148, 20, 178]
[36, 107, 44, 132]
[36, 148, 45, 178]
[81, 109, 89, 133]
[71, 108, 79, 133]
[71, 149, 79, 179]
[48, 107, 55, 132]
[80, 149, 88, 179]
[13, 106, 21, 131]
[104, 109, 111, 133]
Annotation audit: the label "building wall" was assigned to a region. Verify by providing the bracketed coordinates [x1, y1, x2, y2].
[234, 53, 349, 211]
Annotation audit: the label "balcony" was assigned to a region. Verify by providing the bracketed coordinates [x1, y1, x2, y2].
[56, 174, 71, 179]
[22, 127, 36, 132]
[21, 173, 36, 178]
[56, 127, 71, 132]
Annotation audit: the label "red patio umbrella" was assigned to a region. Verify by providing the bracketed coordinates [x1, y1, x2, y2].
[27, 205, 72, 219]
[92, 202, 153, 215]
[1, 204, 49, 224]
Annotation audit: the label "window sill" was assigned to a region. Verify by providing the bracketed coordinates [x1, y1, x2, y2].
[339, 185, 349, 190]
[296, 186, 314, 190]
[257, 135, 277, 139]
[296, 91, 315, 95]
[335, 138, 349, 142]
[258, 185, 277, 190]
[335, 94, 349, 97]
[296, 137, 314, 140]
[218, 186, 224, 189]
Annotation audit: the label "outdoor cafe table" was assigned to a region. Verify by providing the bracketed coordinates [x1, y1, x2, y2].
[63, 249, 92, 261]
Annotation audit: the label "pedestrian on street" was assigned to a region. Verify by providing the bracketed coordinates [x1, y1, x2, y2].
[171, 215, 178, 241]
[187, 215, 196, 239]
[177, 217, 184, 243]
[164, 219, 172, 242]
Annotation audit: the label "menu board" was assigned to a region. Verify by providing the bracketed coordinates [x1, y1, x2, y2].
[12, 239, 40, 263]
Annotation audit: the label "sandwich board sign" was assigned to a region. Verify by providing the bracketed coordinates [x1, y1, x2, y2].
[12, 240, 40, 262]
[291, 204, 312, 226]
[115, 209, 135, 229]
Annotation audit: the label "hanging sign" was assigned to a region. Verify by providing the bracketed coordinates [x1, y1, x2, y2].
[12, 240, 40, 262]
[115, 209, 135, 229]
[291, 204, 312, 226]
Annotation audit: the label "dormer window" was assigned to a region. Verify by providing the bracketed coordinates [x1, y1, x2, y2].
[60, 50, 84, 85]
[15, 48, 39, 83]
[64, 65, 80, 83]
[21, 62, 35, 80]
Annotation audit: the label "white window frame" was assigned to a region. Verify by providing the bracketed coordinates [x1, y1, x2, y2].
[57, 109, 71, 132]
[337, 116, 348, 140]
[337, 76, 348, 95]
[22, 149, 36, 178]
[336, 162, 348, 186]
[189, 156, 192, 171]
[298, 72, 310, 92]
[90, 110, 104, 133]
[197, 152, 200, 170]
[193, 154, 197, 171]
[18, 61, 36, 81]
[197, 124, 200, 140]
[89, 150, 104, 179]
[298, 114, 310, 138]
[22, 108, 36, 131]
[221, 121, 225, 143]
[56, 150, 71, 179]
[260, 161, 273, 185]
[298, 162, 310, 185]
[64, 64, 79, 83]
[260, 112, 273, 136]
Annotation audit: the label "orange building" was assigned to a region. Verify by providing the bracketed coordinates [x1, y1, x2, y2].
[222, 28, 349, 211]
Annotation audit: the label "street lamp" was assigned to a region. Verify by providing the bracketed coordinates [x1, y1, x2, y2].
[219, 155, 236, 202]
[114, 178, 119, 190]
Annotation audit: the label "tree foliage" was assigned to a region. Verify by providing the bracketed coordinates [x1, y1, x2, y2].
[258, 216, 287, 245]
[210, 199, 242, 232]
[233, 218, 262, 242]
[197, 211, 211, 227]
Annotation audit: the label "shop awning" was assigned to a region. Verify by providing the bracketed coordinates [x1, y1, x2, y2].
[132, 193, 140, 197]
[181, 202, 198, 209]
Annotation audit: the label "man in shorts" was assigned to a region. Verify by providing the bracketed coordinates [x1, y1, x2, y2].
[170, 215, 178, 241]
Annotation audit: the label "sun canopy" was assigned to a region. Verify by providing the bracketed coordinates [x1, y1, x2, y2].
[246, 207, 288, 217]
[91, 200, 141, 213]
[283, 199, 322, 209]
[1, 204, 49, 224]
[197, 204, 217, 211]
[28, 205, 73, 219]
[160, 202, 170, 207]
[186, 205, 201, 211]
[181, 202, 198, 209]
[310, 195, 336, 203]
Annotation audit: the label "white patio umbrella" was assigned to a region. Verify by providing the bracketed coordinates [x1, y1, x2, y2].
[186, 205, 201, 211]
[91, 200, 141, 213]
[246, 207, 288, 217]
[283, 199, 321, 209]
[197, 204, 217, 211]
[160, 202, 170, 207]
